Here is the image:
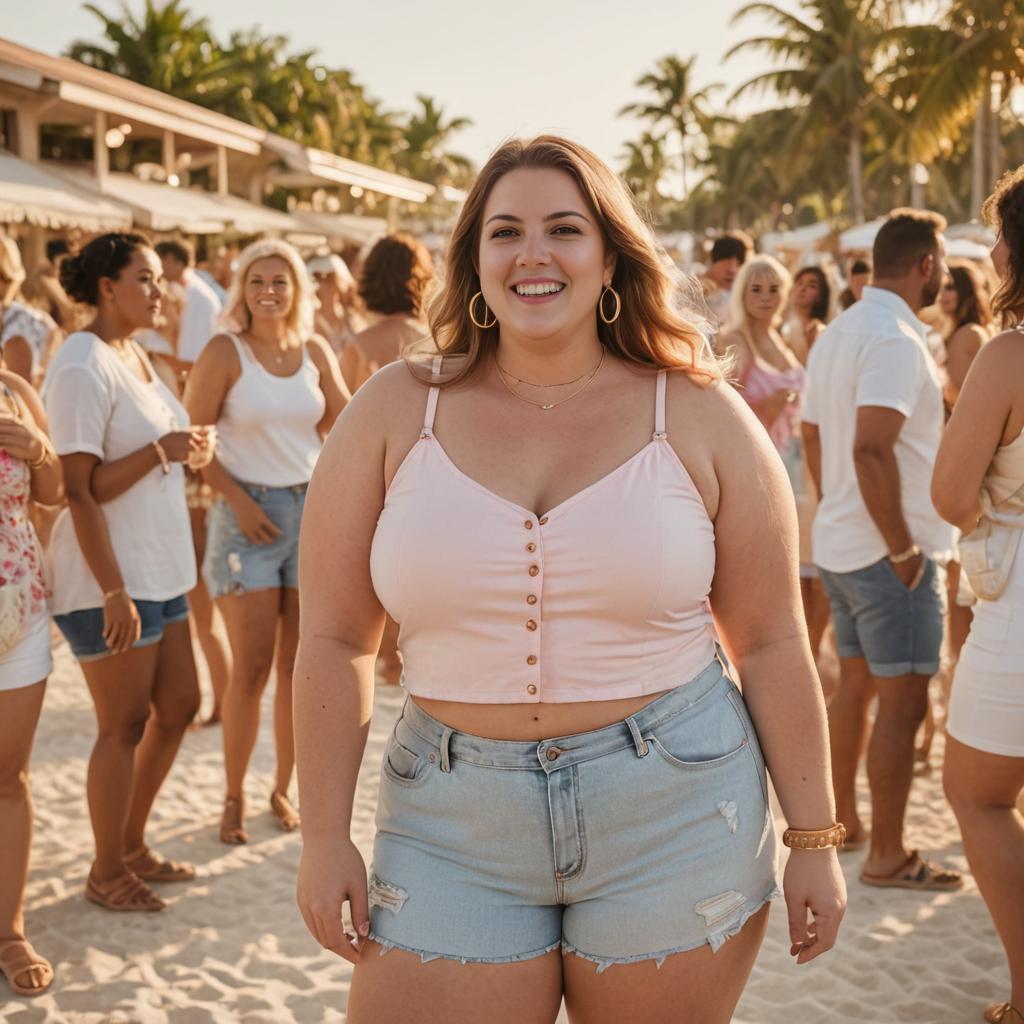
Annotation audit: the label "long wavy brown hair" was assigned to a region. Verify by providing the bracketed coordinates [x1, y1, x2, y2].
[983, 165, 1024, 327]
[422, 135, 720, 386]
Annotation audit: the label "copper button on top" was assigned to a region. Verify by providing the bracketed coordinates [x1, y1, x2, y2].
[527, 683, 538, 694]
[526, 542, 537, 552]
[539, 516, 549, 525]
[528, 565, 540, 577]
[527, 595, 538, 605]
[527, 655, 537, 665]
[526, 620, 537, 631]
[524, 520, 533, 530]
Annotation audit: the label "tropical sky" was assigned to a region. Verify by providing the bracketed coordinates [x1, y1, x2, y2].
[12, 0, 783, 167]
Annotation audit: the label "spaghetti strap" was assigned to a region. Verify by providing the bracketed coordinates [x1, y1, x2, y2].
[422, 355, 443, 437]
[653, 370, 667, 439]
[224, 331, 251, 364]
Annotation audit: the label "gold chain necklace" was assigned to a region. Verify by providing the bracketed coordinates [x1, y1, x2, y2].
[495, 361, 589, 388]
[496, 349, 605, 411]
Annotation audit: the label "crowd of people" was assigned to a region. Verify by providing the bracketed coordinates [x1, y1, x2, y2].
[0, 136, 1020, 1024]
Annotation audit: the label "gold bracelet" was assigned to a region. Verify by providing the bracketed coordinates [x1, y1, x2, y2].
[151, 439, 171, 475]
[782, 823, 847, 850]
[888, 544, 919, 564]
[103, 587, 127, 601]
[25, 443, 50, 470]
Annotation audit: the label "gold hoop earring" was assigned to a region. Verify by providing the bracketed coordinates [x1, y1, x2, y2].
[599, 285, 621, 325]
[469, 291, 497, 329]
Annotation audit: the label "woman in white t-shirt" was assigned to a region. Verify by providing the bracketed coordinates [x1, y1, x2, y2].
[44, 233, 216, 914]
[184, 239, 348, 846]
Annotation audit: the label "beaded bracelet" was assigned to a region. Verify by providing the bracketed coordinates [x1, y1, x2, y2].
[151, 439, 171, 475]
[782, 823, 847, 850]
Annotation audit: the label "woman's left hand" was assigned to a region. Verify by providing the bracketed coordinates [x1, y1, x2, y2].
[782, 848, 846, 964]
[0, 414, 46, 464]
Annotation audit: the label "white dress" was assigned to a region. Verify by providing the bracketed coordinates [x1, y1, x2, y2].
[947, 428, 1024, 757]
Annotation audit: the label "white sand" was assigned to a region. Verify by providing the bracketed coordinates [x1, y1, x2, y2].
[5, 640, 1010, 1023]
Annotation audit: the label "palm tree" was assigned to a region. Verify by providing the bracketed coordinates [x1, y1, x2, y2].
[899, 2, 1024, 214]
[398, 95, 473, 187]
[621, 131, 670, 219]
[619, 55, 721, 199]
[727, 0, 904, 223]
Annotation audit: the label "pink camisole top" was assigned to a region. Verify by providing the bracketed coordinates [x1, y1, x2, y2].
[369, 361, 717, 704]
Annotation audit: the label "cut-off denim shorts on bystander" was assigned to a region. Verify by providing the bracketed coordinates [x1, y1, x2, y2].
[54, 593, 190, 662]
[367, 657, 780, 971]
[202, 480, 306, 598]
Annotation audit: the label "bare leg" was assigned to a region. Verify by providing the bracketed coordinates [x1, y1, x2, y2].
[802, 577, 836, 703]
[272, 588, 299, 799]
[349, 943, 563, 1024]
[862, 674, 930, 876]
[0, 681, 46, 948]
[827, 655, 875, 843]
[123, 620, 201, 854]
[80, 645, 161, 882]
[217, 588, 281, 836]
[189, 507, 231, 723]
[563, 905, 770, 1024]
[944, 737, 1024, 1010]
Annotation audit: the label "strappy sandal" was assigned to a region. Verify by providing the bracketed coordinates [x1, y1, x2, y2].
[85, 869, 166, 912]
[270, 790, 300, 832]
[859, 850, 963, 891]
[0, 939, 54, 997]
[220, 796, 248, 845]
[985, 1003, 1024, 1023]
[124, 846, 197, 883]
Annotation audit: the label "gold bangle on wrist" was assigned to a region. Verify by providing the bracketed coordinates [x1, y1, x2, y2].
[151, 439, 171, 475]
[103, 587, 127, 602]
[782, 823, 847, 850]
[888, 544, 919, 564]
[25, 443, 50, 470]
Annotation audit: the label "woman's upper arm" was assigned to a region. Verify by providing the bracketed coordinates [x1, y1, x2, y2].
[945, 325, 983, 391]
[298, 373, 393, 653]
[705, 385, 805, 663]
[307, 335, 351, 428]
[2, 371, 49, 433]
[933, 333, 1019, 520]
[183, 335, 236, 424]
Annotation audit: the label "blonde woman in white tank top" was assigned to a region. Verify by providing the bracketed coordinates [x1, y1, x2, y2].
[932, 172, 1024, 1024]
[184, 240, 349, 847]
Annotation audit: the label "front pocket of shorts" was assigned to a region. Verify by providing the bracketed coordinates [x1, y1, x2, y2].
[646, 687, 751, 770]
[381, 735, 430, 787]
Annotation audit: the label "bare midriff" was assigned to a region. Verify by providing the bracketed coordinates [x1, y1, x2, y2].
[412, 689, 674, 742]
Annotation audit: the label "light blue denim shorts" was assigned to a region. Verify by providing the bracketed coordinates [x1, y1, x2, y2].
[202, 481, 306, 598]
[368, 658, 780, 970]
[818, 555, 946, 678]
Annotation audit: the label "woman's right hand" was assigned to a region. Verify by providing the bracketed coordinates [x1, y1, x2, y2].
[230, 493, 284, 545]
[157, 429, 204, 463]
[103, 588, 142, 654]
[297, 839, 369, 964]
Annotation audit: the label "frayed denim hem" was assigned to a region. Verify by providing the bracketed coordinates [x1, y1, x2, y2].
[366, 932, 562, 966]
[561, 885, 783, 974]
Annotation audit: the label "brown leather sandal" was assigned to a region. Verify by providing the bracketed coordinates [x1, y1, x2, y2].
[0, 939, 54, 997]
[859, 850, 963, 891]
[985, 1003, 1024, 1023]
[220, 796, 248, 845]
[85, 869, 166, 912]
[270, 790, 300, 832]
[124, 846, 197, 883]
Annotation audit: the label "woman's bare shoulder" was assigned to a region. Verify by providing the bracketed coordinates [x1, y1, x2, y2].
[668, 371, 750, 434]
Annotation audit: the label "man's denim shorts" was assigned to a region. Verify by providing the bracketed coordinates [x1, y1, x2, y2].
[54, 593, 190, 662]
[818, 555, 946, 678]
[202, 481, 306, 598]
[368, 658, 780, 970]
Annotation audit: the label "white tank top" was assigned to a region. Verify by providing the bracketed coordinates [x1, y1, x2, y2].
[216, 333, 325, 487]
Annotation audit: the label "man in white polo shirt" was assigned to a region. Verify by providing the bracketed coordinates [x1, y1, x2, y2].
[802, 209, 961, 892]
[155, 239, 223, 366]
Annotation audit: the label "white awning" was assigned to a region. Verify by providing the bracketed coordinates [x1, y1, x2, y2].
[761, 221, 832, 253]
[265, 136, 435, 204]
[54, 168, 227, 234]
[205, 194, 325, 244]
[838, 218, 886, 252]
[0, 149, 131, 231]
[290, 210, 387, 246]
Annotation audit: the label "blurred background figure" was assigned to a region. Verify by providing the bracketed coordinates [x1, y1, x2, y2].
[839, 257, 872, 310]
[700, 230, 752, 336]
[307, 252, 366, 389]
[0, 235, 61, 388]
[155, 240, 223, 369]
[783, 264, 836, 366]
[351, 232, 434, 391]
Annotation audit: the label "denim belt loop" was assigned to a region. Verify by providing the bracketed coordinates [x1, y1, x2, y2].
[439, 727, 454, 773]
[625, 715, 649, 757]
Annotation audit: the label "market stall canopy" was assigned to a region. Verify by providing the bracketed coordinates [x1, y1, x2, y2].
[290, 210, 387, 247]
[209, 194, 325, 245]
[0, 149, 131, 231]
[264, 136, 435, 205]
[947, 222, 997, 246]
[760, 221, 832, 254]
[946, 237, 992, 260]
[838, 218, 886, 252]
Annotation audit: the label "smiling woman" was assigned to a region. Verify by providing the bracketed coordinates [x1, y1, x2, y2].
[294, 135, 845, 1024]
